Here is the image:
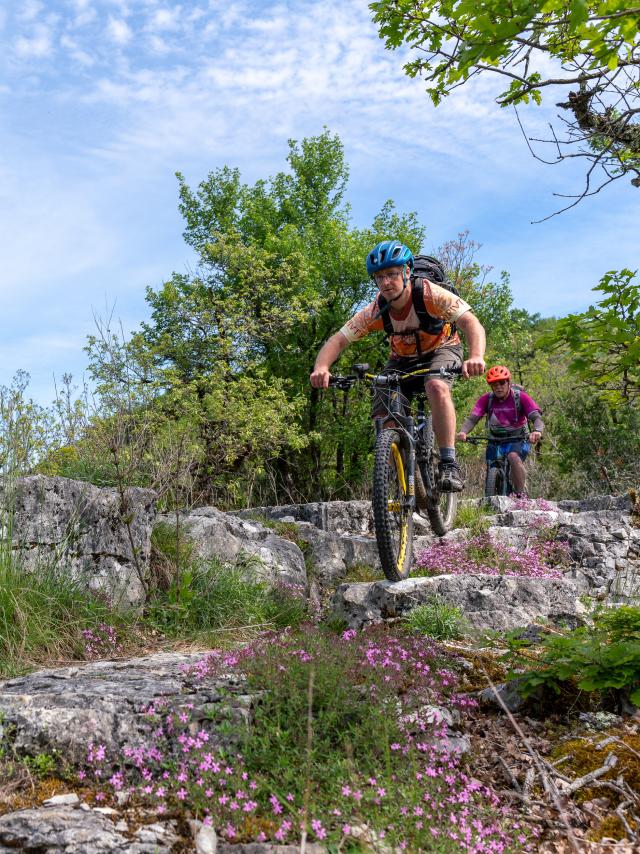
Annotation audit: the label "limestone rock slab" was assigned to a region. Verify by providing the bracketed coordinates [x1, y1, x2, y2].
[331, 574, 580, 631]
[6, 475, 156, 608]
[236, 500, 374, 536]
[157, 507, 307, 589]
[0, 652, 252, 764]
[0, 805, 179, 852]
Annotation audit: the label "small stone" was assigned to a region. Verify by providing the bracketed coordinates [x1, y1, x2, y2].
[43, 793, 79, 807]
[195, 822, 218, 854]
[94, 806, 118, 815]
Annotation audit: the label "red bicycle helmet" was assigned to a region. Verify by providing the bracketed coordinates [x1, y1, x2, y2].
[486, 365, 511, 384]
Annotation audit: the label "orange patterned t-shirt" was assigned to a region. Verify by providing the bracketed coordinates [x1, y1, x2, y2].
[339, 280, 471, 358]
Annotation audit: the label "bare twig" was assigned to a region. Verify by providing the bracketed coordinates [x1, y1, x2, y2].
[615, 799, 637, 840]
[498, 755, 522, 792]
[562, 753, 618, 795]
[596, 735, 640, 762]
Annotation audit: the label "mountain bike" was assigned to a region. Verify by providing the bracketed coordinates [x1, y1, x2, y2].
[329, 364, 461, 582]
[466, 436, 520, 497]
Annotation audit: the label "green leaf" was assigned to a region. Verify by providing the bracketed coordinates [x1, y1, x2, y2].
[569, 0, 589, 27]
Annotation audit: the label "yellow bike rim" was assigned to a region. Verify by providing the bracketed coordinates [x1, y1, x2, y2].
[390, 442, 409, 572]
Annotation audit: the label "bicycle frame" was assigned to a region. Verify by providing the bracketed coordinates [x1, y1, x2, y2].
[333, 364, 460, 514]
[329, 363, 461, 578]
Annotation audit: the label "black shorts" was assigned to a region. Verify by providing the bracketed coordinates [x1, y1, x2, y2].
[371, 344, 463, 418]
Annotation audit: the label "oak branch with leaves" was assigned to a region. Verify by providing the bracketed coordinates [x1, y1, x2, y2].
[370, 0, 640, 214]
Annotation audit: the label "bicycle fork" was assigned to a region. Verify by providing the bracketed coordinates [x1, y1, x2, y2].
[375, 416, 417, 513]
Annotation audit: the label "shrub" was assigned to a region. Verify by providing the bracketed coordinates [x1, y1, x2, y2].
[507, 605, 640, 710]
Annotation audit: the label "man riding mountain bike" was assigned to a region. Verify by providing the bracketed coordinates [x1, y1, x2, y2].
[310, 240, 486, 492]
[456, 365, 544, 496]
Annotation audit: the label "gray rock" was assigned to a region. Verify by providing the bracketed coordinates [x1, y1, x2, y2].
[288, 521, 379, 588]
[331, 574, 579, 631]
[157, 507, 307, 589]
[0, 806, 179, 852]
[191, 821, 218, 854]
[236, 500, 374, 536]
[558, 495, 633, 513]
[5, 475, 156, 608]
[218, 846, 326, 853]
[477, 679, 541, 713]
[0, 651, 253, 764]
[44, 793, 80, 807]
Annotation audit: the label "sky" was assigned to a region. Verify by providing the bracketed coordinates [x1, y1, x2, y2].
[1, 0, 638, 404]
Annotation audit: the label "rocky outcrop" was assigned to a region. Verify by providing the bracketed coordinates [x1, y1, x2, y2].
[0, 805, 180, 853]
[5, 475, 156, 608]
[235, 503, 435, 590]
[0, 804, 325, 853]
[0, 651, 253, 764]
[331, 574, 581, 631]
[237, 500, 375, 536]
[156, 507, 307, 589]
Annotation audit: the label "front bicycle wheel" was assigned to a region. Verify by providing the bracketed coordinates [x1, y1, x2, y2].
[485, 464, 504, 497]
[372, 429, 413, 582]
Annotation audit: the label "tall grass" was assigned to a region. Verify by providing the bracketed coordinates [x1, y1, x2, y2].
[144, 554, 307, 642]
[0, 548, 132, 677]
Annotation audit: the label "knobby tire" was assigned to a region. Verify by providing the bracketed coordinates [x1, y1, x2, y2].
[485, 465, 504, 497]
[419, 417, 457, 537]
[373, 430, 413, 582]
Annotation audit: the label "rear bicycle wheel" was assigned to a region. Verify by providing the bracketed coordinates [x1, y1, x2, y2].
[418, 417, 457, 536]
[485, 464, 504, 497]
[372, 429, 413, 582]
[423, 455, 458, 536]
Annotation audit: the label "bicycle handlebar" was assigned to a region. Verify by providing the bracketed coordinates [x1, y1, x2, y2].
[328, 365, 462, 390]
[465, 435, 524, 445]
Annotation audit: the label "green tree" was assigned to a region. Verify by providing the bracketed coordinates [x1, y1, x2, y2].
[543, 268, 640, 400]
[156, 130, 425, 502]
[370, 0, 640, 206]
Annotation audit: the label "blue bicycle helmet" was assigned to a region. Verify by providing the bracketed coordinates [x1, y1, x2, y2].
[366, 240, 414, 276]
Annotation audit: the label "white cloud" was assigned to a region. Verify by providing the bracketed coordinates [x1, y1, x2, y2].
[149, 7, 181, 30]
[106, 16, 132, 44]
[15, 24, 54, 58]
[60, 33, 94, 65]
[18, 1, 44, 22]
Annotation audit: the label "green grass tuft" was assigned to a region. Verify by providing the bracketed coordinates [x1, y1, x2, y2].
[405, 597, 467, 640]
[454, 502, 493, 536]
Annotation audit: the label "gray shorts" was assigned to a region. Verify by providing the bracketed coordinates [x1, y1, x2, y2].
[371, 345, 463, 418]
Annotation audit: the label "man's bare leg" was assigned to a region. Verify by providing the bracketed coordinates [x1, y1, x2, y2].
[507, 452, 527, 494]
[425, 380, 456, 447]
[426, 379, 463, 492]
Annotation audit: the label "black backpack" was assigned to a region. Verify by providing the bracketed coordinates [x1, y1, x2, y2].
[376, 254, 460, 339]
